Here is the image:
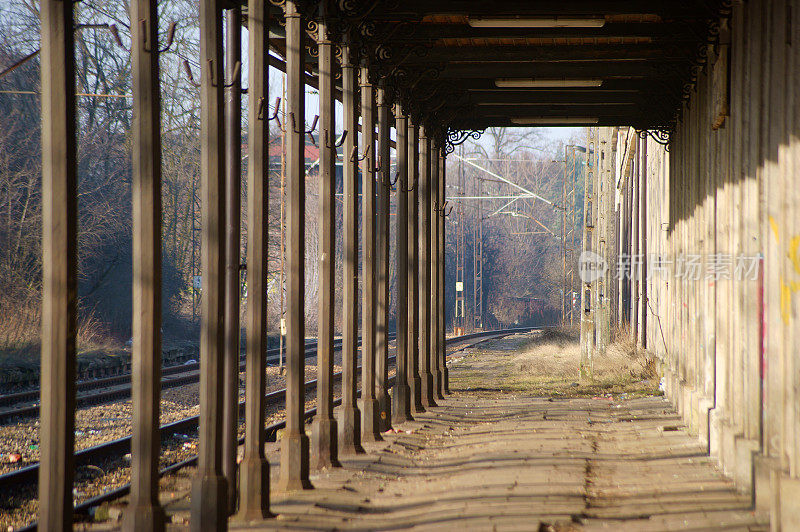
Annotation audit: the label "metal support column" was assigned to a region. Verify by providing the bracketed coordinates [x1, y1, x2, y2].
[408, 119, 425, 413]
[439, 152, 450, 394]
[125, 0, 165, 528]
[375, 81, 392, 431]
[419, 127, 437, 408]
[277, 0, 312, 491]
[455, 147, 465, 335]
[38, 0, 78, 528]
[473, 177, 484, 332]
[237, 0, 271, 518]
[430, 140, 444, 401]
[360, 62, 382, 443]
[339, 32, 365, 454]
[311, 11, 340, 470]
[221, 6, 242, 514]
[393, 107, 412, 424]
[191, 0, 228, 527]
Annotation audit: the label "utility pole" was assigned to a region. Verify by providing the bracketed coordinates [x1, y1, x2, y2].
[560, 145, 582, 327]
[454, 144, 466, 335]
[473, 170, 483, 332]
[567, 146, 580, 326]
[191, 174, 200, 323]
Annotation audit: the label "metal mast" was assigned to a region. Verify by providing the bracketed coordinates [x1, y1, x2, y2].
[473, 168, 484, 332]
[454, 145, 466, 334]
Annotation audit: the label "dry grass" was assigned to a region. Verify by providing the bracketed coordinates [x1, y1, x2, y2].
[0, 297, 123, 376]
[451, 328, 661, 398]
[506, 327, 661, 397]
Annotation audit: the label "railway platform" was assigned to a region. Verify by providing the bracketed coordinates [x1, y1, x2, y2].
[146, 334, 767, 531]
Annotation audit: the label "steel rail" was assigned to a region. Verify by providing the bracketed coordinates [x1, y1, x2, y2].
[0, 335, 396, 423]
[0, 339, 320, 406]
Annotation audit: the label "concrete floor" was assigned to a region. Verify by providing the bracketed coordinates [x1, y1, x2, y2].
[227, 393, 766, 531]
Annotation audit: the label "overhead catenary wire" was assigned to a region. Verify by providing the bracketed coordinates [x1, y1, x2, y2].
[451, 152, 556, 207]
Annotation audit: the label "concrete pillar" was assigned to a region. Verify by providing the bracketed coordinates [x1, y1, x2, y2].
[276, 0, 312, 491]
[392, 107, 412, 424]
[311, 11, 340, 471]
[125, 0, 166, 528]
[221, 6, 242, 514]
[338, 32, 365, 455]
[419, 128, 437, 407]
[360, 62, 382, 443]
[579, 129, 596, 381]
[408, 120, 425, 413]
[191, 0, 228, 527]
[736, 0, 757, 491]
[375, 82, 392, 431]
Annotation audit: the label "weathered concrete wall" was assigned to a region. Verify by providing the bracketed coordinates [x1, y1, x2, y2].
[590, 1, 800, 528]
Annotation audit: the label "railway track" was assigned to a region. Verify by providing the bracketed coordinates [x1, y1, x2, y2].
[1, 327, 535, 531]
[0, 335, 396, 424]
[0, 338, 320, 398]
[0, 339, 320, 410]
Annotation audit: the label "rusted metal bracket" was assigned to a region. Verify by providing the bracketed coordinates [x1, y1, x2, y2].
[324, 129, 347, 148]
[351, 143, 370, 162]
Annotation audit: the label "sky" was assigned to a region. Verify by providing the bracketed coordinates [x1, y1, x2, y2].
[540, 127, 581, 144]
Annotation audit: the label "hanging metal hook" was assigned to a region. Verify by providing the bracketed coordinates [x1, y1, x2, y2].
[401, 178, 416, 193]
[257, 98, 265, 120]
[374, 155, 383, 174]
[438, 201, 453, 217]
[140, 19, 176, 53]
[307, 115, 319, 133]
[266, 97, 281, 121]
[182, 59, 217, 88]
[182, 59, 200, 87]
[289, 112, 318, 135]
[224, 61, 241, 88]
[107, 24, 125, 49]
[351, 144, 370, 162]
[380, 164, 400, 190]
[324, 129, 348, 149]
[158, 21, 177, 53]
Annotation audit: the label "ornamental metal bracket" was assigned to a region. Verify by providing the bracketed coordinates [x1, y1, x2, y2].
[635, 129, 672, 151]
[443, 128, 484, 155]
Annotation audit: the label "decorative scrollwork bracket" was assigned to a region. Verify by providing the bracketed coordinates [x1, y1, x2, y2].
[443, 128, 484, 155]
[636, 129, 672, 151]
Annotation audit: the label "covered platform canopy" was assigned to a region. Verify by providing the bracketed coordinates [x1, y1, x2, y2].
[266, 0, 726, 132]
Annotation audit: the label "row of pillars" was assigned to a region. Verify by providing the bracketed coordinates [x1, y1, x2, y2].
[579, 126, 648, 381]
[660, 2, 800, 528]
[36, 0, 452, 530]
[582, 1, 800, 528]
